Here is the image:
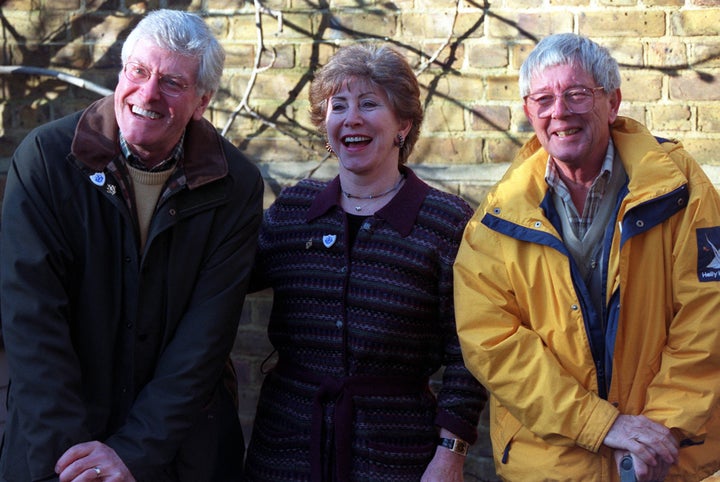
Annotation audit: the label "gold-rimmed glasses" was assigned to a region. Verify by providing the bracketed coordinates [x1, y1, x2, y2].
[123, 62, 193, 97]
[524, 86, 604, 118]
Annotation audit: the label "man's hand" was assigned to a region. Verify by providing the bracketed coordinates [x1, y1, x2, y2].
[55, 441, 136, 482]
[604, 415, 679, 481]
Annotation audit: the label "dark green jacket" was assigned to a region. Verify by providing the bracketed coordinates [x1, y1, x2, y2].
[0, 95, 263, 481]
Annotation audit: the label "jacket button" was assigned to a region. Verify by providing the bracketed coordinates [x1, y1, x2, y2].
[336, 320, 343, 329]
[169, 208, 177, 216]
[571, 304, 579, 311]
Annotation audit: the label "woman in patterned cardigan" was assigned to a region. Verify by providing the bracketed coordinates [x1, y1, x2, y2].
[243, 43, 487, 482]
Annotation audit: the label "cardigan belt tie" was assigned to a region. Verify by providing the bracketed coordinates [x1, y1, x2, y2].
[275, 362, 429, 482]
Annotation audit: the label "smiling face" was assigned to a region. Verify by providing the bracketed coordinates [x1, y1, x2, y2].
[524, 63, 621, 172]
[114, 41, 211, 166]
[325, 78, 411, 182]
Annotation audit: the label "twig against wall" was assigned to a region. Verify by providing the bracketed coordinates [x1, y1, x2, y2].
[414, 0, 460, 76]
[0, 65, 113, 97]
[221, 0, 282, 137]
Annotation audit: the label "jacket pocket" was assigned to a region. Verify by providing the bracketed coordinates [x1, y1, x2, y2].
[490, 401, 524, 464]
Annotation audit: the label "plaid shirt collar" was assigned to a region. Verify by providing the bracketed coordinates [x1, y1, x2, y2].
[119, 130, 185, 172]
[545, 139, 615, 238]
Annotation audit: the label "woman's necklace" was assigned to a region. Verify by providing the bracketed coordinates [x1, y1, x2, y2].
[341, 174, 405, 212]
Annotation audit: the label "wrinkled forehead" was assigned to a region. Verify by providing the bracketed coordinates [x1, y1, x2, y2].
[529, 61, 595, 89]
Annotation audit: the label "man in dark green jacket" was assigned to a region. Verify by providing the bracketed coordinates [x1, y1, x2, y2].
[0, 10, 263, 481]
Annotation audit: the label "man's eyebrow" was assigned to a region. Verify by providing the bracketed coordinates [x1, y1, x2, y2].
[127, 60, 189, 80]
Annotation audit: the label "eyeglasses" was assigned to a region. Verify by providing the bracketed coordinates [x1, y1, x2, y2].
[524, 86, 604, 118]
[123, 62, 193, 97]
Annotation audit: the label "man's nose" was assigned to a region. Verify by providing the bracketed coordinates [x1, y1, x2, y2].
[550, 94, 570, 118]
[139, 75, 163, 100]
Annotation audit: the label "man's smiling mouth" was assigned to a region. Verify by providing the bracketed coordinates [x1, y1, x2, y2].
[131, 104, 161, 120]
[555, 128, 580, 138]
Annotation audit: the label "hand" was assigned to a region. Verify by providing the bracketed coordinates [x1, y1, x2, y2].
[604, 415, 678, 471]
[421, 428, 466, 482]
[613, 451, 672, 482]
[420, 447, 465, 482]
[55, 441, 136, 482]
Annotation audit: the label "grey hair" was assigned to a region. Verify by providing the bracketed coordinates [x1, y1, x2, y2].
[519, 33, 621, 97]
[121, 9, 225, 95]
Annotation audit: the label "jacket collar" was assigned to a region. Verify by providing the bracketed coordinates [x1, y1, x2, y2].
[306, 166, 431, 237]
[610, 116, 687, 206]
[493, 116, 688, 211]
[71, 95, 229, 189]
[482, 116, 692, 238]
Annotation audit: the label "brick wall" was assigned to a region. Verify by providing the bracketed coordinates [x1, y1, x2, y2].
[3, 1, 720, 173]
[1, 0, 719, 479]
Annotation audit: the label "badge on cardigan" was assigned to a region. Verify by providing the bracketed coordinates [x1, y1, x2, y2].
[322, 234, 336, 248]
[697, 227, 720, 281]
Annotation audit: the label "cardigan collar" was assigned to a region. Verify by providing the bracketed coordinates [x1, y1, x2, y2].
[306, 166, 431, 237]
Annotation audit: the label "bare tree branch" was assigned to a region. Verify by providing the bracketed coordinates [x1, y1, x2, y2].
[221, 0, 283, 136]
[0, 65, 113, 97]
[414, 0, 461, 76]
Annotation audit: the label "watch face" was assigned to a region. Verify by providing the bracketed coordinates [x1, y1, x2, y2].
[456, 440, 468, 454]
[440, 438, 468, 455]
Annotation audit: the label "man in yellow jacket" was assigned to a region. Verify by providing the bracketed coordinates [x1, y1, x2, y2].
[454, 33, 720, 482]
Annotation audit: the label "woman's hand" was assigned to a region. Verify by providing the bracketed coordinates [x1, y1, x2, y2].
[421, 446, 466, 482]
[422, 428, 467, 482]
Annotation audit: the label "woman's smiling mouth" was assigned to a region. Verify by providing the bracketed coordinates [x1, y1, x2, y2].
[343, 135, 372, 147]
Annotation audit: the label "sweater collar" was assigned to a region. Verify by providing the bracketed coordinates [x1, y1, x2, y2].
[71, 95, 229, 189]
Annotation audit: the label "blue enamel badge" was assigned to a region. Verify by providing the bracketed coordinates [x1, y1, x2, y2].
[322, 234, 337, 248]
[89, 172, 105, 186]
[697, 227, 720, 282]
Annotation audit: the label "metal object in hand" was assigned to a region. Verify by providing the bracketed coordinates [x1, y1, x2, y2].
[620, 454, 637, 482]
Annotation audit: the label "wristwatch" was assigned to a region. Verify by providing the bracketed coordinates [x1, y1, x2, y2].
[438, 437, 469, 456]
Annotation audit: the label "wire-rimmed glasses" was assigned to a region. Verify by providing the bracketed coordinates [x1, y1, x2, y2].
[123, 62, 193, 97]
[524, 86, 605, 118]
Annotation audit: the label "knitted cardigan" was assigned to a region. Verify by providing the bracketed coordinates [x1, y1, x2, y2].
[244, 167, 486, 482]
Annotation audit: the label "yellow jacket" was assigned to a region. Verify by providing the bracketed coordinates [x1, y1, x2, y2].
[455, 117, 720, 481]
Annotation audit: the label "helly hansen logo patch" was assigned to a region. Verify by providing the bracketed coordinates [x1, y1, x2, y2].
[697, 227, 720, 282]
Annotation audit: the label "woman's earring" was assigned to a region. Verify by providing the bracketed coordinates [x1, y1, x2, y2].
[325, 141, 334, 153]
[394, 133, 405, 149]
